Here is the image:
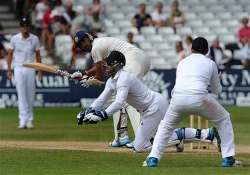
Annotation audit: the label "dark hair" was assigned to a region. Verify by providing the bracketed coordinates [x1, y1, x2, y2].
[191, 37, 208, 55]
[105, 51, 126, 66]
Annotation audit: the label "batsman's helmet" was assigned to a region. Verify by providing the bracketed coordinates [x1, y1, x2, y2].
[104, 51, 126, 77]
[74, 31, 93, 48]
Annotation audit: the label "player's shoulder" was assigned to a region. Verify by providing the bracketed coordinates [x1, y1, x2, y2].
[29, 33, 39, 40]
[117, 70, 134, 82]
[11, 33, 21, 40]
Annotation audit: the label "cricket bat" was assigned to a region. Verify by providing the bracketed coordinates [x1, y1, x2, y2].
[23, 62, 72, 78]
[22, 62, 104, 86]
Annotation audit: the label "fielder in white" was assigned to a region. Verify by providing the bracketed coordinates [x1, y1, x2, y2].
[72, 31, 151, 147]
[7, 17, 42, 129]
[77, 51, 221, 152]
[144, 37, 239, 167]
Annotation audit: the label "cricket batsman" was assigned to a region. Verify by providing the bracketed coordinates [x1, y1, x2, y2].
[71, 31, 151, 147]
[143, 37, 240, 167]
[76, 51, 221, 152]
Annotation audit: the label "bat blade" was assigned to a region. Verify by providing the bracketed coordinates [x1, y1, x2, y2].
[23, 63, 57, 73]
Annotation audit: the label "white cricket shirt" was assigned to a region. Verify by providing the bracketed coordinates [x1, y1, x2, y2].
[9, 33, 40, 67]
[173, 53, 222, 96]
[90, 70, 156, 115]
[91, 37, 140, 61]
[91, 37, 150, 77]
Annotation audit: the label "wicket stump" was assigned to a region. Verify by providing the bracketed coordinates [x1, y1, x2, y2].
[189, 115, 209, 149]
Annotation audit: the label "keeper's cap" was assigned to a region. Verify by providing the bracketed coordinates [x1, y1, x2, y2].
[191, 37, 209, 55]
[105, 51, 126, 66]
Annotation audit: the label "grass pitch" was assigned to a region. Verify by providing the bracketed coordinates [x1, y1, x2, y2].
[0, 107, 250, 175]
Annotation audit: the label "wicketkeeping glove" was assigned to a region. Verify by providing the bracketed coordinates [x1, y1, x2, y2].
[84, 110, 108, 124]
[76, 107, 95, 125]
[76, 111, 86, 125]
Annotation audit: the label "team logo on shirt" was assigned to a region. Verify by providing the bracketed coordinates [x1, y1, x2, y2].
[143, 71, 170, 100]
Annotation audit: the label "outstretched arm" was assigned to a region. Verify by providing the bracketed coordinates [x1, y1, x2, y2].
[105, 86, 129, 116]
[90, 81, 113, 110]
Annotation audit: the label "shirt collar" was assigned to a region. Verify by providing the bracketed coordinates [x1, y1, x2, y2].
[19, 33, 31, 41]
[112, 70, 122, 80]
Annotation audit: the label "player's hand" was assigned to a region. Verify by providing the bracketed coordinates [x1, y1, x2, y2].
[87, 77, 105, 86]
[70, 71, 82, 80]
[76, 107, 96, 125]
[7, 70, 12, 80]
[84, 110, 108, 124]
[76, 111, 86, 125]
[80, 78, 91, 88]
[37, 70, 42, 81]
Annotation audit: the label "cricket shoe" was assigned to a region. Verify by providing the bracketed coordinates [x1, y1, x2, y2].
[110, 136, 130, 147]
[222, 156, 242, 167]
[142, 157, 158, 167]
[206, 127, 221, 152]
[174, 128, 185, 152]
[26, 122, 34, 129]
[175, 139, 184, 152]
[18, 122, 27, 129]
[125, 141, 134, 149]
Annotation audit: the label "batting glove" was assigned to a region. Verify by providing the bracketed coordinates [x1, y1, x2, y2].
[79, 77, 93, 88]
[70, 71, 82, 80]
[84, 110, 108, 124]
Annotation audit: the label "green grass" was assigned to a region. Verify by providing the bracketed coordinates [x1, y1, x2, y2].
[0, 107, 249, 144]
[0, 148, 249, 175]
[0, 106, 250, 175]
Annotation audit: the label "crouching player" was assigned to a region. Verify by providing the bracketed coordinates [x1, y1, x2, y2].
[76, 51, 221, 152]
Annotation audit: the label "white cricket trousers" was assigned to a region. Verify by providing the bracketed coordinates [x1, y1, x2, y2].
[149, 94, 235, 159]
[134, 93, 168, 152]
[14, 67, 35, 125]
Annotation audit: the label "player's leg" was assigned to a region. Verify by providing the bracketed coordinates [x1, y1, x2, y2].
[168, 127, 221, 152]
[133, 96, 167, 152]
[126, 105, 141, 136]
[198, 94, 236, 167]
[110, 108, 130, 147]
[14, 68, 29, 128]
[25, 69, 35, 128]
[144, 103, 182, 167]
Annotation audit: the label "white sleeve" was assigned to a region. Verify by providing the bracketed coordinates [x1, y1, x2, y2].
[105, 86, 129, 115]
[9, 37, 15, 50]
[35, 36, 40, 51]
[90, 81, 113, 110]
[210, 62, 222, 95]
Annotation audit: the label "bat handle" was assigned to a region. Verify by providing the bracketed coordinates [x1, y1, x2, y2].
[56, 69, 71, 78]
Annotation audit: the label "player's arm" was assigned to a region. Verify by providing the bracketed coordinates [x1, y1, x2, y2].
[210, 62, 222, 95]
[7, 37, 15, 80]
[105, 85, 129, 116]
[6, 48, 13, 80]
[90, 80, 113, 110]
[35, 36, 42, 80]
[83, 85, 129, 124]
